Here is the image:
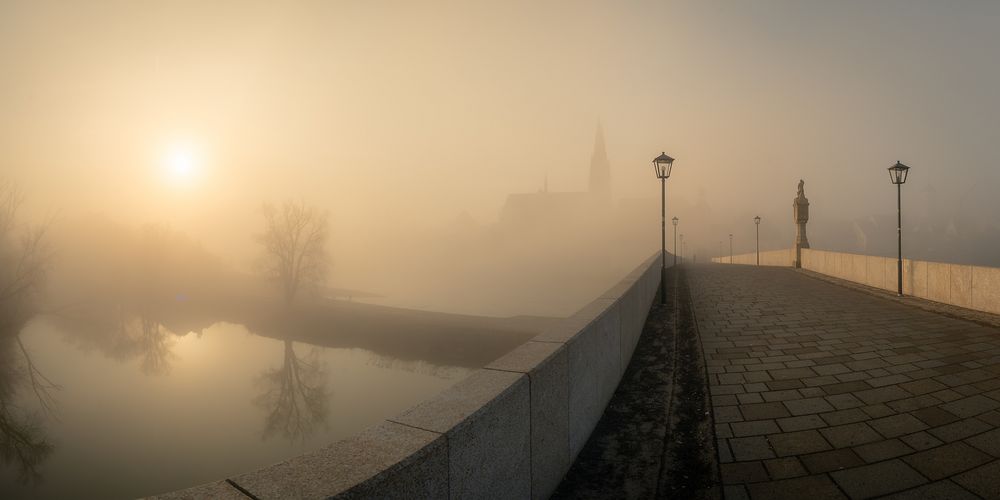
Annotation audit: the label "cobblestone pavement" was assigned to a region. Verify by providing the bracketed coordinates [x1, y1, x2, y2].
[691, 264, 1000, 499]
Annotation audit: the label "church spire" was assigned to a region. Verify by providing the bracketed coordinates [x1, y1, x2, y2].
[588, 121, 611, 203]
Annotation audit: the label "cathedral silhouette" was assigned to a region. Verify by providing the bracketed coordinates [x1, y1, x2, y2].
[498, 123, 613, 234]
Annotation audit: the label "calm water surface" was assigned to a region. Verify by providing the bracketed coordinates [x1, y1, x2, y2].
[0, 316, 471, 499]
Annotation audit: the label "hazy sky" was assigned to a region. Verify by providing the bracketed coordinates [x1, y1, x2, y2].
[3, 0, 999, 264]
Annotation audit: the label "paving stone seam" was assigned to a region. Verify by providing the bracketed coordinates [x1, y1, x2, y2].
[823, 471, 853, 500]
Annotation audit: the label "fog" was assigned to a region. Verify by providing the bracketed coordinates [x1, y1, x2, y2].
[4, 0, 1000, 316]
[6, 1, 1000, 496]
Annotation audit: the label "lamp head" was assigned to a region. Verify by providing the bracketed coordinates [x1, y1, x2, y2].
[888, 161, 910, 185]
[652, 152, 675, 179]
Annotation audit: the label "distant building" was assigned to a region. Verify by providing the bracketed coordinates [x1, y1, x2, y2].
[498, 123, 612, 233]
[588, 121, 612, 205]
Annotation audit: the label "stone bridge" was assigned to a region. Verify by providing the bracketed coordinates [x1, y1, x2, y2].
[159, 249, 1000, 499]
[162, 256, 1000, 500]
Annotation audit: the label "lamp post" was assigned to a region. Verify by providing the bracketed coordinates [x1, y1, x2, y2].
[888, 161, 910, 296]
[672, 217, 679, 267]
[754, 216, 761, 266]
[653, 152, 675, 305]
[680, 234, 685, 263]
[729, 233, 733, 264]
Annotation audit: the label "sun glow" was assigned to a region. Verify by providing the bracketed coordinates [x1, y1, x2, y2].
[162, 143, 201, 186]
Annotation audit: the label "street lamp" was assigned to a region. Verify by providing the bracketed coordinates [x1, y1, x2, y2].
[754, 216, 761, 266]
[672, 217, 679, 267]
[653, 152, 675, 305]
[889, 161, 910, 296]
[729, 233, 733, 264]
[680, 234, 684, 263]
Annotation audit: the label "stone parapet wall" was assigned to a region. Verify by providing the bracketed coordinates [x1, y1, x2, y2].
[157, 252, 666, 500]
[710, 248, 795, 267]
[800, 249, 1000, 316]
[710, 247, 1000, 317]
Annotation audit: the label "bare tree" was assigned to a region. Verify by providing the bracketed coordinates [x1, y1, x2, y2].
[0, 180, 58, 413]
[0, 181, 49, 331]
[0, 181, 56, 484]
[256, 200, 330, 305]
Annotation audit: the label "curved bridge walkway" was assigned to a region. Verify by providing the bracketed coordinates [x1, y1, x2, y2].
[696, 264, 1000, 499]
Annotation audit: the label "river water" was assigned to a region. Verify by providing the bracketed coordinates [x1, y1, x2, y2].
[0, 316, 471, 499]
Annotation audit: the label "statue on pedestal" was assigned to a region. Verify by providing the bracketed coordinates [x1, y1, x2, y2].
[793, 179, 810, 267]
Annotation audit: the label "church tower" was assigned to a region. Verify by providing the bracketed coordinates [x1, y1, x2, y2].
[588, 122, 611, 204]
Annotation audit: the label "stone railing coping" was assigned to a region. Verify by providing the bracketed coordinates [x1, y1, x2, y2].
[710, 248, 794, 267]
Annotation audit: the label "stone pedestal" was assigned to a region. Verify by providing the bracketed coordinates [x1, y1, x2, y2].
[793, 180, 810, 268]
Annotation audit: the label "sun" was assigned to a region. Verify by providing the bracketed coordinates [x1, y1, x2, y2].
[162, 143, 201, 186]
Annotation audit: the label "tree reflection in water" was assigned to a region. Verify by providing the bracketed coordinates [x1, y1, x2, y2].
[0, 327, 58, 485]
[46, 306, 180, 380]
[254, 340, 329, 442]
[0, 181, 56, 484]
[116, 312, 176, 376]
